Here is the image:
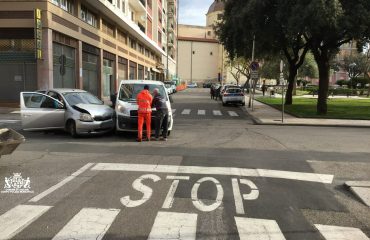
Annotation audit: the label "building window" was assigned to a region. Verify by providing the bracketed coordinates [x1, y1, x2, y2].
[138, 44, 144, 54]
[158, 31, 162, 45]
[122, 0, 126, 13]
[207, 31, 211, 36]
[52, 0, 74, 14]
[158, 9, 162, 23]
[217, 13, 223, 20]
[117, 30, 127, 44]
[130, 38, 136, 50]
[102, 20, 115, 37]
[80, 5, 97, 27]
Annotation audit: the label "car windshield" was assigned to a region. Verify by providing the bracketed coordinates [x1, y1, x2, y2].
[119, 83, 167, 101]
[63, 92, 103, 106]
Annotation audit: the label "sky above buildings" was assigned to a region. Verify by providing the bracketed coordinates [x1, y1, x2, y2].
[179, 0, 214, 26]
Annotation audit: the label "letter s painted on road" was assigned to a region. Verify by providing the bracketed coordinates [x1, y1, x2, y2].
[121, 174, 161, 208]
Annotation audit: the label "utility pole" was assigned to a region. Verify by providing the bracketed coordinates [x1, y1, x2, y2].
[176, 0, 179, 83]
[248, 35, 255, 109]
[166, 0, 169, 81]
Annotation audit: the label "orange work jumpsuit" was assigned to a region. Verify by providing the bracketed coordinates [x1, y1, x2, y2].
[136, 89, 153, 140]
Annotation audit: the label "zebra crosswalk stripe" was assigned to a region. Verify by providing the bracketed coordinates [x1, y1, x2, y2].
[1, 204, 367, 239]
[181, 109, 191, 115]
[148, 212, 197, 239]
[52, 208, 120, 240]
[314, 224, 369, 240]
[213, 110, 222, 116]
[235, 217, 286, 240]
[0, 204, 52, 240]
[198, 110, 206, 115]
[228, 111, 239, 117]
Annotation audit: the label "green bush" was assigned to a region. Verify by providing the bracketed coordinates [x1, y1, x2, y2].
[336, 79, 348, 87]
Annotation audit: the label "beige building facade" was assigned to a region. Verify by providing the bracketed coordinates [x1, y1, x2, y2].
[0, 0, 177, 104]
[178, 0, 242, 85]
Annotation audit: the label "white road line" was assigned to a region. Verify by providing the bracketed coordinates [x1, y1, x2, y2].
[235, 217, 286, 240]
[228, 111, 239, 117]
[148, 212, 197, 240]
[91, 163, 334, 184]
[315, 224, 369, 240]
[172, 109, 176, 114]
[52, 208, 120, 240]
[0, 120, 20, 123]
[181, 109, 191, 115]
[198, 110, 206, 115]
[0, 205, 52, 240]
[29, 163, 95, 202]
[213, 110, 222, 116]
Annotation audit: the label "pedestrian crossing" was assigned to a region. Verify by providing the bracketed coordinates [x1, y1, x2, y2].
[172, 109, 239, 117]
[0, 204, 368, 239]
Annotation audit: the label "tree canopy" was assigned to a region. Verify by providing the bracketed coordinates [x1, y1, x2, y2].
[217, 0, 370, 114]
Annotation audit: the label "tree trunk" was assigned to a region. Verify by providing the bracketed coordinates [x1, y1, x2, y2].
[285, 66, 297, 105]
[316, 56, 330, 115]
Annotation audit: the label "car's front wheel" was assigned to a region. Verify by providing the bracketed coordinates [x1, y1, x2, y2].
[67, 120, 78, 138]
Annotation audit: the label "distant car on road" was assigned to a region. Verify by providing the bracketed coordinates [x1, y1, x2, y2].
[20, 89, 115, 137]
[187, 82, 198, 88]
[222, 87, 245, 106]
[165, 83, 173, 95]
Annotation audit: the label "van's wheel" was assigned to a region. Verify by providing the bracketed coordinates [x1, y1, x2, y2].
[222, 102, 226, 106]
[67, 120, 78, 138]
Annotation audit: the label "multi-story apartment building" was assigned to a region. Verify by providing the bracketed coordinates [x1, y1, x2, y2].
[0, 0, 177, 104]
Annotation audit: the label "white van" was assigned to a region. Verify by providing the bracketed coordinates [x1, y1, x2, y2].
[115, 80, 173, 135]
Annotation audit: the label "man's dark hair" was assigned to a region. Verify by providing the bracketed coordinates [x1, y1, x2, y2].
[144, 85, 149, 90]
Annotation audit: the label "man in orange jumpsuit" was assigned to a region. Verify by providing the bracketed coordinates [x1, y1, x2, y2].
[136, 85, 153, 142]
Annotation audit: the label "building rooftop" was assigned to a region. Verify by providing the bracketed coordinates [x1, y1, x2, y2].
[207, 0, 225, 15]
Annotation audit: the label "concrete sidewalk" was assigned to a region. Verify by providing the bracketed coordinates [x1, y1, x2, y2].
[243, 96, 370, 128]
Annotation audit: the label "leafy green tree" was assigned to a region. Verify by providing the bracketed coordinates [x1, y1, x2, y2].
[216, 0, 310, 105]
[298, 53, 319, 79]
[296, 0, 370, 114]
[227, 57, 252, 86]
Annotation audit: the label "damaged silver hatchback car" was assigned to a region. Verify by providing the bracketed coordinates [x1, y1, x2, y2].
[20, 89, 114, 137]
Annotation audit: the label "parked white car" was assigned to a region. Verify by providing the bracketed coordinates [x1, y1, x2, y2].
[165, 83, 173, 95]
[222, 87, 245, 106]
[115, 80, 174, 135]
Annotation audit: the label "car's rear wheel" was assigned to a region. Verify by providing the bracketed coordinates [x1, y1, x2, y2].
[222, 102, 226, 106]
[67, 120, 78, 138]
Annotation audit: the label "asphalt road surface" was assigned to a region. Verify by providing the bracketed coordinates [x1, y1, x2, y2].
[0, 88, 369, 240]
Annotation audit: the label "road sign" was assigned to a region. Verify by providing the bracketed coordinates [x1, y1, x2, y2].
[251, 70, 259, 80]
[279, 73, 286, 85]
[251, 61, 259, 71]
[34, 8, 42, 59]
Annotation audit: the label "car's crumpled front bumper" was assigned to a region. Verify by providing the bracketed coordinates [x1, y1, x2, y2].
[75, 119, 114, 135]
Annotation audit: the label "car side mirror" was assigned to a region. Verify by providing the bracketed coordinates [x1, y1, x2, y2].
[169, 95, 174, 103]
